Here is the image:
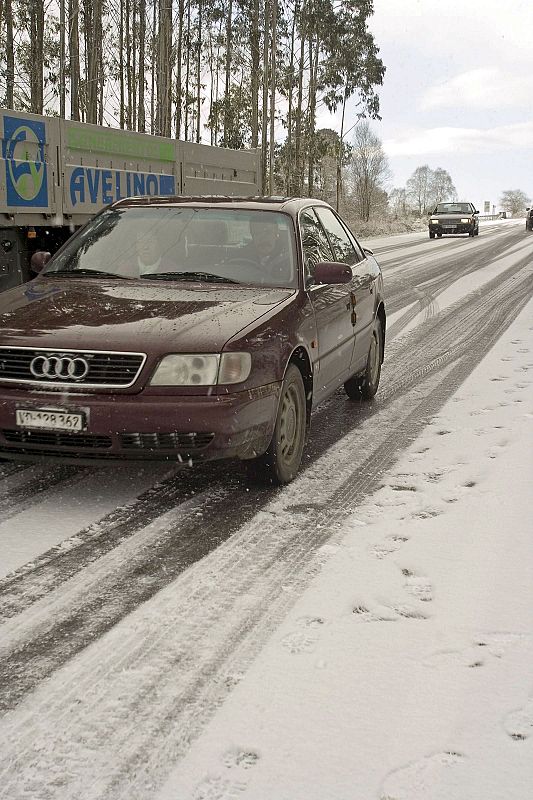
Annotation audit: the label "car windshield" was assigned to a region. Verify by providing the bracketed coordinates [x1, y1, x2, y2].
[434, 203, 472, 214]
[44, 206, 297, 288]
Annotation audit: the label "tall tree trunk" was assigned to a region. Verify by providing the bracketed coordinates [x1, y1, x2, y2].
[69, 0, 80, 119]
[223, 0, 233, 146]
[30, 0, 45, 113]
[156, 0, 172, 136]
[59, 0, 66, 116]
[285, 1, 297, 193]
[86, 0, 102, 123]
[306, 33, 319, 196]
[119, 0, 125, 127]
[126, 0, 132, 128]
[268, 0, 277, 193]
[196, 0, 202, 143]
[293, 32, 305, 195]
[250, 0, 260, 149]
[4, 0, 14, 108]
[184, 1, 191, 138]
[175, 0, 184, 138]
[132, 0, 137, 129]
[261, 0, 270, 191]
[150, 0, 156, 133]
[138, 0, 146, 131]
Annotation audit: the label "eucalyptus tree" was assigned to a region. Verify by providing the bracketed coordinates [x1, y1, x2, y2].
[2, 0, 15, 107]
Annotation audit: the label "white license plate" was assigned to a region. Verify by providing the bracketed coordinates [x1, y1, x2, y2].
[16, 408, 85, 432]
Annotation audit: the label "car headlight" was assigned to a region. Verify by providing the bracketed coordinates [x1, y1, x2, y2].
[150, 353, 251, 386]
[460, 218, 471, 223]
[430, 219, 439, 224]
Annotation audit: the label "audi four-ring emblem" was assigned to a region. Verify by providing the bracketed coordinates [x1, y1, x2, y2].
[29, 354, 90, 380]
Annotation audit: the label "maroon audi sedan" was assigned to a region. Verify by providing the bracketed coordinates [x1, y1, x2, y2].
[0, 197, 385, 483]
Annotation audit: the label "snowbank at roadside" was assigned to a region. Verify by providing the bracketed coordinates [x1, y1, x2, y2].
[157, 299, 533, 800]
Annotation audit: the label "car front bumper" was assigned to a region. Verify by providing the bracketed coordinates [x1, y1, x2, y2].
[0, 384, 280, 465]
[429, 222, 475, 235]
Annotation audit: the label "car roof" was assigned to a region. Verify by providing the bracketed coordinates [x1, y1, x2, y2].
[110, 195, 333, 217]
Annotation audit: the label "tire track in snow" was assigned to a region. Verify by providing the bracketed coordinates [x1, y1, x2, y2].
[0, 261, 530, 798]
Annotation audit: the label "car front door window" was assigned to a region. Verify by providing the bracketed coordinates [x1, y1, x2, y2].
[299, 209, 334, 283]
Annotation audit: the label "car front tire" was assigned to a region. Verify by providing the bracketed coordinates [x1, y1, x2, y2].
[344, 319, 382, 401]
[256, 364, 307, 484]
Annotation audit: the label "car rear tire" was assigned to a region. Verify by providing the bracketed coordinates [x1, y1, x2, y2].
[344, 319, 382, 401]
[256, 364, 307, 484]
[437, 233, 442, 238]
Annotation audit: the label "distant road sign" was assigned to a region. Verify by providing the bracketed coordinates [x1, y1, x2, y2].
[484, 201, 490, 213]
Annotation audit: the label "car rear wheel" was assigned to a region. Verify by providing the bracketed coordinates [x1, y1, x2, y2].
[344, 319, 382, 401]
[437, 233, 442, 238]
[256, 364, 307, 484]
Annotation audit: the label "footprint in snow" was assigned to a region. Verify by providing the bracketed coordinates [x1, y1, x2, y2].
[424, 633, 528, 670]
[412, 509, 442, 519]
[193, 776, 246, 800]
[402, 569, 433, 602]
[371, 535, 409, 559]
[380, 751, 465, 800]
[504, 697, 533, 741]
[223, 749, 260, 769]
[352, 604, 427, 623]
[281, 616, 325, 654]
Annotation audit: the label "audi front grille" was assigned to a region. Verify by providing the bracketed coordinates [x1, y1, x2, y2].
[0, 347, 146, 388]
[2, 429, 113, 449]
[120, 432, 215, 452]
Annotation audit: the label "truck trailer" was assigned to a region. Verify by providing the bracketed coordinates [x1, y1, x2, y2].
[0, 108, 261, 292]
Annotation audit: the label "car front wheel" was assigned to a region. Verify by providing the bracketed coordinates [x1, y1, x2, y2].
[256, 364, 307, 484]
[344, 319, 382, 401]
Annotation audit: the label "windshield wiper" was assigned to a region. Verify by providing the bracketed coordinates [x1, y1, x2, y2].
[45, 268, 132, 279]
[146, 271, 240, 284]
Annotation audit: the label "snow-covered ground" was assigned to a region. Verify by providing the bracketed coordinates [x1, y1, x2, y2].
[155, 297, 533, 800]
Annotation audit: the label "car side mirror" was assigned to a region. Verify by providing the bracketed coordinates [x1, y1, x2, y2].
[30, 251, 52, 273]
[363, 247, 374, 257]
[474, 210, 479, 215]
[314, 262, 352, 285]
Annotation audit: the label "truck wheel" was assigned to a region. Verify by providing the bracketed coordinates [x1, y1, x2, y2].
[256, 364, 307, 484]
[344, 319, 382, 401]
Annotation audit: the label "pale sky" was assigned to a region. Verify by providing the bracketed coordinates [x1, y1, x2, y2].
[319, 0, 533, 212]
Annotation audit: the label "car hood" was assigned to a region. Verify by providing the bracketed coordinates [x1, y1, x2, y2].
[0, 278, 295, 353]
[432, 212, 473, 221]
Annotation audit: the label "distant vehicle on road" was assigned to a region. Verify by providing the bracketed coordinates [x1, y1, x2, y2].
[0, 196, 386, 484]
[526, 208, 533, 232]
[428, 202, 479, 239]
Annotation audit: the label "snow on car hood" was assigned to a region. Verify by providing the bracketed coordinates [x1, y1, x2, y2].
[0, 278, 295, 354]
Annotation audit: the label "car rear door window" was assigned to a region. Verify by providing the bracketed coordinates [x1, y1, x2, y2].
[314, 207, 361, 266]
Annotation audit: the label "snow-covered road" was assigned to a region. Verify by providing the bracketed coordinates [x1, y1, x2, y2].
[0, 219, 531, 799]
